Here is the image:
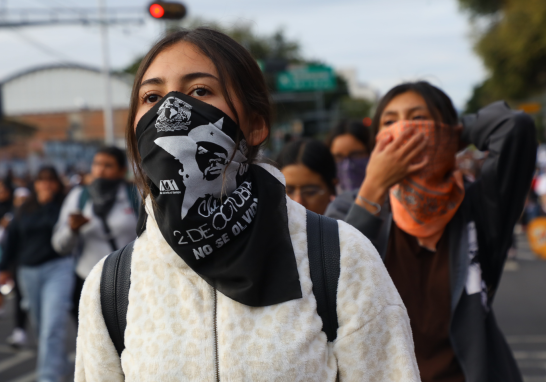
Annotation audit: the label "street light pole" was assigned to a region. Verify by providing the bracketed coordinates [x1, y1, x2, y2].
[98, 0, 114, 145]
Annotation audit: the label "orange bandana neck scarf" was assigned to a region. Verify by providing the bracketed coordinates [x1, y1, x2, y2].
[377, 120, 465, 250]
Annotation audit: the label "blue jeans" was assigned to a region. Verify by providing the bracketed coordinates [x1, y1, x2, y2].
[18, 257, 75, 382]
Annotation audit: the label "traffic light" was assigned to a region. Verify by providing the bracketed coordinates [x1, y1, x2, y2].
[148, 1, 187, 20]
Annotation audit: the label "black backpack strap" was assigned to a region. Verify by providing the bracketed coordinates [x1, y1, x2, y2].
[100, 240, 135, 357]
[306, 210, 341, 342]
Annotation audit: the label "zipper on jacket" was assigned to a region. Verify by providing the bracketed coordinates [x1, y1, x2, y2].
[213, 288, 219, 382]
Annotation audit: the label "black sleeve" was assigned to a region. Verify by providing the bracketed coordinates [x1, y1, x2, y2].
[0, 218, 20, 271]
[462, 101, 537, 280]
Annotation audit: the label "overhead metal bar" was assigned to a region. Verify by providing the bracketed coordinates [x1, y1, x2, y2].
[0, 7, 145, 28]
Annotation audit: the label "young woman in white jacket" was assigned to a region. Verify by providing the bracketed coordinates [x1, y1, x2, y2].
[75, 28, 420, 381]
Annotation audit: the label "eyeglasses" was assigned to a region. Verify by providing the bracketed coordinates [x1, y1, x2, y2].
[286, 185, 326, 201]
[333, 150, 368, 163]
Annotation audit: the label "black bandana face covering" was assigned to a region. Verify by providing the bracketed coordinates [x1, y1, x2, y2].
[136, 91, 301, 307]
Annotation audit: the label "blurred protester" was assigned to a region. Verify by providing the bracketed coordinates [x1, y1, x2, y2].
[0, 179, 14, 251]
[52, 147, 139, 323]
[0, 185, 30, 347]
[324, 120, 371, 219]
[340, 81, 536, 382]
[0, 179, 13, 224]
[533, 171, 546, 213]
[276, 138, 337, 215]
[0, 166, 74, 382]
[0, 179, 13, 316]
[522, 189, 543, 228]
[327, 119, 371, 193]
[75, 29, 420, 380]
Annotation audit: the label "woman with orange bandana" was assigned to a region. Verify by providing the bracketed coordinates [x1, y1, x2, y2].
[340, 81, 536, 382]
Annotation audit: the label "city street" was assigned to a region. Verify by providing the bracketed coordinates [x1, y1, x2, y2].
[0, 233, 544, 381]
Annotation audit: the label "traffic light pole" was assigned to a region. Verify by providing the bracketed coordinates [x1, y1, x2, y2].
[98, 0, 114, 146]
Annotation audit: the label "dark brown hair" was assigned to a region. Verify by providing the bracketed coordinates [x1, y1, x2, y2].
[370, 81, 458, 148]
[126, 28, 272, 200]
[20, 166, 64, 215]
[326, 119, 371, 154]
[95, 146, 127, 169]
[276, 138, 337, 195]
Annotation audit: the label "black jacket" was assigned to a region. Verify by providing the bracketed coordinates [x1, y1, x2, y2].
[0, 200, 64, 270]
[328, 101, 537, 382]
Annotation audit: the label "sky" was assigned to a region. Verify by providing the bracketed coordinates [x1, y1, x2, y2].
[1, 0, 486, 109]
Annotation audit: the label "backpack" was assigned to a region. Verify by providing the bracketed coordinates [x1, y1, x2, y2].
[100, 209, 341, 357]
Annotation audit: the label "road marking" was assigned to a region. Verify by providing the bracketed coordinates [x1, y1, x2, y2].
[508, 335, 546, 344]
[0, 345, 19, 354]
[504, 261, 519, 271]
[0, 350, 34, 372]
[514, 351, 546, 360]
[0, 351, 73, 381]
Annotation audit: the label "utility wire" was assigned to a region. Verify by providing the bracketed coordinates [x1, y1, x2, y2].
[9, 27, 75, 63]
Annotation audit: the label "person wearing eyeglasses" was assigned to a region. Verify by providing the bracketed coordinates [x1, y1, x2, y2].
[277, 138, 337, 215]
[323, 120, 372, 220]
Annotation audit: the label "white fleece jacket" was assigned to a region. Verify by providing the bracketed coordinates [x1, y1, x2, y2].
[75, 164, 420, 382]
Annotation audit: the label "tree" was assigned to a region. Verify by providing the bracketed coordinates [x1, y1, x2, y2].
[460, 0, 546, 110]
[339, 97, 373, 120]
[458, 0, 503, 17]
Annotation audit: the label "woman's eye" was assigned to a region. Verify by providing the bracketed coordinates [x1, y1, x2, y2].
[144, 94, 160, 104]
[412, 115, 427, 120]
[191, 88, 209, 97]
[383, 120, 395, 126]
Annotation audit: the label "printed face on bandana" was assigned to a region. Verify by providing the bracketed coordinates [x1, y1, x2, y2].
[196, 142, 228, 180]
[150, 115, 247, 221]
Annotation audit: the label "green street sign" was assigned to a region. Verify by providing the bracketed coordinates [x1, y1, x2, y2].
[277, 65, 336, 92]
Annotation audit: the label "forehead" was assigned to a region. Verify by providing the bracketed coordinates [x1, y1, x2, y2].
[143, 41, 218, 81]
[94, 153, 117, 162]
[383, 91, 428, 113]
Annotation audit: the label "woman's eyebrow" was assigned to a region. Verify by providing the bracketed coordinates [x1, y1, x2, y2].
[382, 110, 398, 116]
[182, 72, 219, 82]
[407, 106, 427, 113]
[139, 72, 218, 90]
[140, 77, 164, 88]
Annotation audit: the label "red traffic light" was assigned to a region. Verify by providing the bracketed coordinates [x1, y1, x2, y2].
[148, 2, 186, 20]
[149, 4, 165, 18]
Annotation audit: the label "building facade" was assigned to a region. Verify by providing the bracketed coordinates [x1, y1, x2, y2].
[0, 64, 133, 174]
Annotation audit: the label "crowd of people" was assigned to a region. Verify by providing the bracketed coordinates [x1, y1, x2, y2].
[0, 147, 139, 382]
[0, 27, 538, 382]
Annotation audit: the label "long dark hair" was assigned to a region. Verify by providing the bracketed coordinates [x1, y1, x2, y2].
[126, 28, 272, 201]
[326, 119, 371, 154]
[370, 81, 458, 147]
[276, 138, 337, 195]
[19, 166, 64, 215]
